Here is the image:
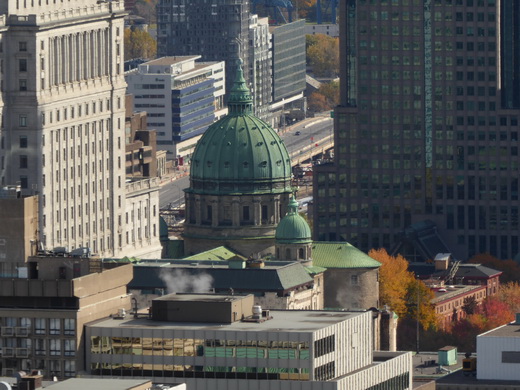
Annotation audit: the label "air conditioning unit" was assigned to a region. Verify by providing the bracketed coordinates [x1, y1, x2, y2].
[15, 327, 29, 337]
[16, 348, 29, 358]
[2, 347, 14, 357]
[1, 327, 14, 336]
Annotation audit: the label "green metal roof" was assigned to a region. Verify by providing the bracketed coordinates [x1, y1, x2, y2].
[305, 265, 327, 275]
[275, 198, 312, 244]
[189, 63, 292, 195]
[312, 242, 382, 269]
[184, 246, 245, 261]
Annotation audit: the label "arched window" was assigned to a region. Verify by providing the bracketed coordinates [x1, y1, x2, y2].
[299, 248, 304, 259]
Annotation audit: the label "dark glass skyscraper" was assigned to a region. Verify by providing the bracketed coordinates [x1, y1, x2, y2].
[314, 0, 520, 261]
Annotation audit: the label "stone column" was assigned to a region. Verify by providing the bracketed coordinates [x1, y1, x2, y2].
[274, 196, 280, 223]
[253, 197, 261, 226]
[232, 197, 240, 226]
[195, 195, 201, 225]
[211, 198, 218, 227]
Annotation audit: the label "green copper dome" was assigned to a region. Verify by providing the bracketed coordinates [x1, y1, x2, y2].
[276, 198, 312, 244]
[189, 63, 292, 195]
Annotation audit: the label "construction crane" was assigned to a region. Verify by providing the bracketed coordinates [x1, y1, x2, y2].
[316, 0, 338, 24]
[252, 0, 294, 24]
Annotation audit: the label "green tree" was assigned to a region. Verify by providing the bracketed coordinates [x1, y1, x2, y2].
[307, 91, 330, 113]
[306, 34, 339, 77]
[124, 28, 157, 61]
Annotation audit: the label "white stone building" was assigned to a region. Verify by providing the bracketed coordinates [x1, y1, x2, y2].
[0, 0, 161, 258]
[125, 56, 226, 161]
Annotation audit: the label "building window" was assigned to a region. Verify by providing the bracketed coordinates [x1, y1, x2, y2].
[299, 248, 305, 259]
[19, 79, 27, 91]
[351, 274, 359, 286]
[49, 319, 60, 335]
[35, 318, 46, 335]
[20, 176, 28, 189]
[64, 360, 75, 377]
[64, 340, 75, 356]
[49, 339, 61, 356]
[243, 206, 250, 221]
[19, 115, 27, 127]
[64, 319, 75, 335]
[19, 58, 27, 72]
[19, 155, 28, 169]
[19, 136, 28, 148]
[35, 339, 46, 356]
[19, 41, 27, 52]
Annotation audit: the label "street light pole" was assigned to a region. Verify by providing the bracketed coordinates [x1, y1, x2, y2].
[416, 279, 420, 354]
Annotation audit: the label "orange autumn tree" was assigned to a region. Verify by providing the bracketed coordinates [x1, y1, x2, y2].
[369, 249, 414, 318]
[496, 282, 520, 313]
[369, 248, 438, 329]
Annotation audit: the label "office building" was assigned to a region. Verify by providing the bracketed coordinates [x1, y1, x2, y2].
[0, 1, 161, 258]
[86, 293, 412, 389]
[270, 19, 307, 124]
[0, 256, 133, 379]
[0, 186, 38, 277]
[126, 56, 226, 160]
[314, 1, 520, 261]
[156, 0, 272, 121]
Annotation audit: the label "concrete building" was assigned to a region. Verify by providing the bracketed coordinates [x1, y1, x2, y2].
[313, 0, 520, 261]
[0, 0, 161, 258]
[125, 94, 166, 179]
[0, 256, 133, 379]
[0, 186, 38, 277]
[270, 20, 307, 127]
[156, 0, 272, 122]
[125, 56, 226, 161]
[86, 293, 412, 389]
[127, 256, 324, 311]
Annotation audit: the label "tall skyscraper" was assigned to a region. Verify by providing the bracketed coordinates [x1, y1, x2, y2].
[157, 0, 272, 121]
[0, 1, 162, 258]
[314, 0, 520, 261]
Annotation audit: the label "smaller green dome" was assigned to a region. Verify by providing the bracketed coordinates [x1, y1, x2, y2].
[275, 198, 312, 244]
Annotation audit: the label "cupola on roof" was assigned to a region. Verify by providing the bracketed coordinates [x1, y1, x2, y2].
[276, 198, 312, 244]
[189, 62, 292, 195]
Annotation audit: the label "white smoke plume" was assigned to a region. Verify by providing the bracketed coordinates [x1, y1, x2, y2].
[159, 269, 214, 294]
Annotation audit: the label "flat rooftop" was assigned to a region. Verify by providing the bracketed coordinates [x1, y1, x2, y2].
[154, 293, 248, 303]
[45, 378, 153, 390]
[431, 285, 484, 303]
[89, 310, 363, 333]
[478, 321, 520, 338]
[144, 56, 200, 66]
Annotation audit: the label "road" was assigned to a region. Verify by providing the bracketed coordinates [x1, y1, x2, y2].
[159, 116, 333, 208]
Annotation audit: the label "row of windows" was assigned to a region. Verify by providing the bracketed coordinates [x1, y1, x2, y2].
[1, 318, 75, 336]
[91, 365, 309, 381]
[91, 337, 310, 358]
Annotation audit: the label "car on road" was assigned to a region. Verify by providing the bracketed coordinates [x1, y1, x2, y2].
[295, 131, 301, 135]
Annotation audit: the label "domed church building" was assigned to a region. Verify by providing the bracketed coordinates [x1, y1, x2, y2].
[183, 64, 293, 256]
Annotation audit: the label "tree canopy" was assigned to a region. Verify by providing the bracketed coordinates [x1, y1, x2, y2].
[124, 28, 157, 61]
[369, 248, 437, 329]
[306, 34, 339, 77]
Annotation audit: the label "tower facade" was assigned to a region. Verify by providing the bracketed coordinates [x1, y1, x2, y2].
[157, 0, 272, 121]
[314, 0, 520, 260]
[0, 1, 161, 258]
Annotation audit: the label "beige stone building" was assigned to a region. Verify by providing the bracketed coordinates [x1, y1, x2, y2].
[0, 186, 38, 277]
[0, 0, 161, 259]
[0, 255, 132, 379]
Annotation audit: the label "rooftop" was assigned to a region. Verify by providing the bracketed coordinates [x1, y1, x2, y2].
[45, 378, 154, 390]
[143, 56, 200, 66]
[430, 285, 485, 304]
[478, 321, 520, 338]
[89, 309, 363, 333]
[312, 242, 381, 269]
